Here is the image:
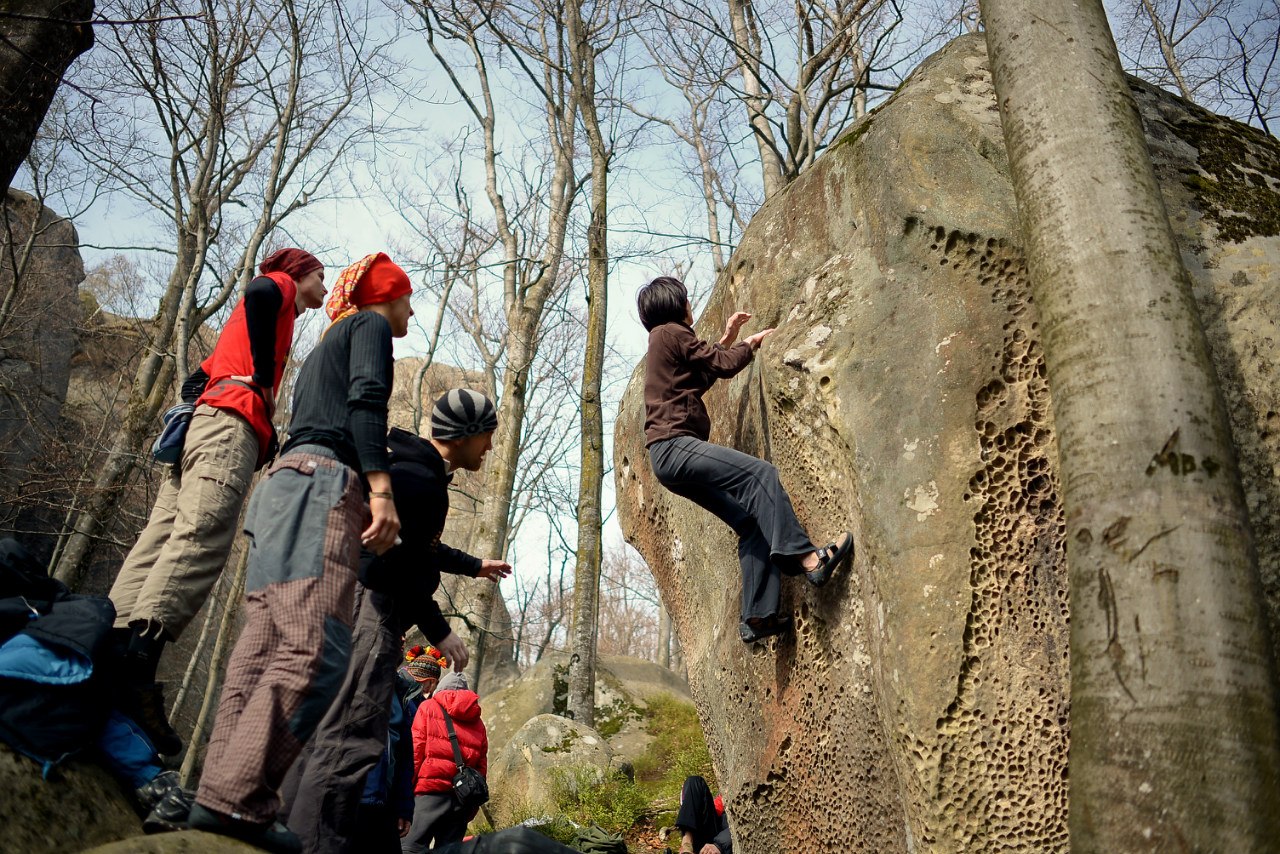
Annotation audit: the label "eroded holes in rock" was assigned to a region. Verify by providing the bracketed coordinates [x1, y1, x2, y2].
[819, 375, 831, 388]
[976, 379, 1006, 412]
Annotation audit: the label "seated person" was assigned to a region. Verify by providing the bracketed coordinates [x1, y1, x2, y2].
[674, 775, 732, 854]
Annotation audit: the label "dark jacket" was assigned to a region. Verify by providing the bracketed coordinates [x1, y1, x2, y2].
[361, 684, 415, 821]
[0, 539, 116, 770]
[643, 322, 754, 447]
[359, 428, 481, 641]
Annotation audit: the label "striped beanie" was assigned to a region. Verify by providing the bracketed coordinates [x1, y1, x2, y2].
[431, 389, 498, 440]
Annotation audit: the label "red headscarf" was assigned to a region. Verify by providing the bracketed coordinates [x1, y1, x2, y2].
[326, 252, 412, 325]
[259, 248, 322, 281]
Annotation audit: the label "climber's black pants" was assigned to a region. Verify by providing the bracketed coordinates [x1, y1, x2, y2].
[648, 436, 813, 622]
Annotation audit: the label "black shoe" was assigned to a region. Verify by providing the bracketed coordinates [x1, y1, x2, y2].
[121, 682, 183, 756]
[143, 786, 195, 834]
[188, 802, 302, 854]
[806, 531, 854, 587]
[135, 769, 180, 814]
[739, 613, 793, 643]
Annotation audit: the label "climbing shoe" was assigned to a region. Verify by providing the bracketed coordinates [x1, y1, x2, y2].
[188, 803, 303, 854]
[135, 769, 181, 814]
[143, 785, 195, 834]
[806, 531, 854, 587]
[121, 682, 183, 756]
[739, 613, 793, 643]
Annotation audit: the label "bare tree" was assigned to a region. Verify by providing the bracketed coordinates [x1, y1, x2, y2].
[407, 0, 581, 690]
[564, 0, 616, 726]
[645, 0, 906, 199]
[1110, 0, 1280, 131]
[46, 0, 394, 584]
[597, 545, 660, 661]
[980, 0, 1280, 849]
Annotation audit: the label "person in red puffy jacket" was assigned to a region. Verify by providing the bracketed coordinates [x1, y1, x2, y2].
[403, 671, 488, 853]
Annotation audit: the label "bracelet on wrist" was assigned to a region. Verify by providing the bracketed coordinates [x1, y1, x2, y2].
[369, 491, 393, 500]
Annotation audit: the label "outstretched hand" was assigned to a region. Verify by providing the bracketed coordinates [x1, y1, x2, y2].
[477, 558, 512, 583]
[743, 327, 776, 351]
[719, 311, 752, 346]
[437, 631, 469, 672]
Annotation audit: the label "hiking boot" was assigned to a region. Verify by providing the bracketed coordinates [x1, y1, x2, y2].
[135, 769, 180, 813]
[121, 682, 183, 756]
[143, 785, 195, 834]
[188, 802, 303, 854]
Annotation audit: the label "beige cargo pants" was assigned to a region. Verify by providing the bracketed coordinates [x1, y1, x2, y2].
[108, 404, 259, 639]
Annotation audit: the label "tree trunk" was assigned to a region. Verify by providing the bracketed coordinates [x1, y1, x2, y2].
[179, 543, 248, 786]
[0, 0, 94, 193]
[464, 327, 532, 689]
[657, 606, 671, 669]
[979, 2, 1280, 850]
[564, 0, 607, 727]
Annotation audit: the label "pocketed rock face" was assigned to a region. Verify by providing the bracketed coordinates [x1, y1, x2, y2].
[614, 34, 1280, 854]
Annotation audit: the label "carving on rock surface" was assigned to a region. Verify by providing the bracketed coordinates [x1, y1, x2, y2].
[615, 33, 1279, 854]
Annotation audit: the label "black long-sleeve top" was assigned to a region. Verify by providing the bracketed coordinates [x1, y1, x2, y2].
[359, 428, 482, 642]
[281, 311, 394, 475]
[244, 275, 286, 387]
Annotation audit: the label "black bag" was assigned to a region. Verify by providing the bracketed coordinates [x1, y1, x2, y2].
[440, 704, 489, 810]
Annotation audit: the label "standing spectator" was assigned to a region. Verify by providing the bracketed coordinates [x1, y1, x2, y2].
[403, 671, 488, 853]
[110, 248, 326, 754]
[189, 252, 412, 854]
[284, 391, 509, 854]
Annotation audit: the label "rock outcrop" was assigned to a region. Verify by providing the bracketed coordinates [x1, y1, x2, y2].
[614, 34, 1280, 854]
[483, 654, 693, 823]
[489, 714, 614, 821]
[0, 744, 142, 854]
[0, 191, 84, 530]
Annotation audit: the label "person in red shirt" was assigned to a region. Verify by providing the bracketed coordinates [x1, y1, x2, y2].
[403, 671, 488, 853]
[108, 247, 327, 755]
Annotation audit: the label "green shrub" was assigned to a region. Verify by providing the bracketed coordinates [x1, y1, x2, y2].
[550, 765, 649, 835]
[633, 693, 715, 793]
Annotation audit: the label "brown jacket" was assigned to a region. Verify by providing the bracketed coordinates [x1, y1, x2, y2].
[643, 322, 754, 446]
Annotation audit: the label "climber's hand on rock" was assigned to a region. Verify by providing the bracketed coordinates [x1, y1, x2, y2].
[744, 328, 775, 351]
[720, 311, 751, 346]
[700, 845, 720, 854]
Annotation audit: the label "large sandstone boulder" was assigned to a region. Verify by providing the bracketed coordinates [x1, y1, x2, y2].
[614, 34, 1280, 854]
[488, 713, 614, 822]
[483, 654, 693, 825]
[483, 653, 692, 765]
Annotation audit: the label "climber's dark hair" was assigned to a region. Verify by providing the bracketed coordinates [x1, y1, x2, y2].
[637, 276, 689, 331]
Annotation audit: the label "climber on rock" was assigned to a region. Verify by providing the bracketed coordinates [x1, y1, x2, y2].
[637, 276, 853, 643]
